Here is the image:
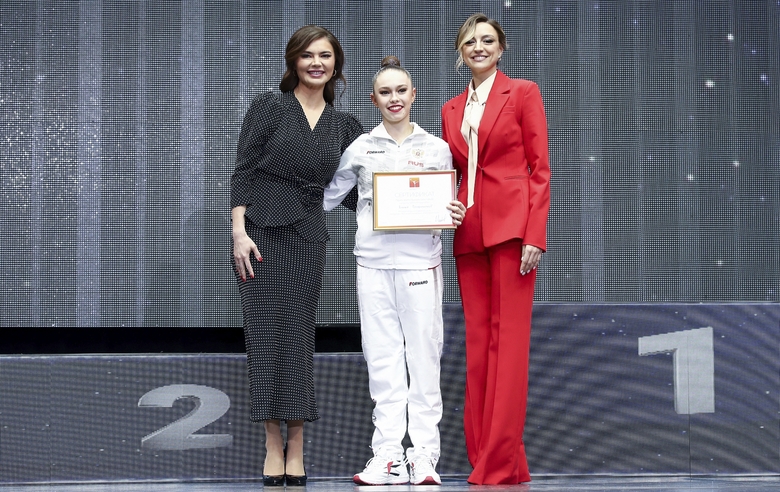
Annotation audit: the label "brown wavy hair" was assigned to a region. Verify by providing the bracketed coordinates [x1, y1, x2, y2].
[278, 25, 346, 106]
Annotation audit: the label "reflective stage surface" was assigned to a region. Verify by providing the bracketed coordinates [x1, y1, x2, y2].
[0, 476, 779, 492]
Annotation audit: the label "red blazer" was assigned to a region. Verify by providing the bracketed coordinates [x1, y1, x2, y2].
[441, 70, 551, 256]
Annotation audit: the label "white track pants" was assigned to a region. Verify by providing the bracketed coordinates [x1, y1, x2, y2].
[357, 264, 444, 458]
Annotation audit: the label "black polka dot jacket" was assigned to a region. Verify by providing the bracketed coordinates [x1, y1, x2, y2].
[231, 91, 364, 242]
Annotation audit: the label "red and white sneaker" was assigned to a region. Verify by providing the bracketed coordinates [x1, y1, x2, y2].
[353, 453, 410, 485]
[408, 452, 441, 486]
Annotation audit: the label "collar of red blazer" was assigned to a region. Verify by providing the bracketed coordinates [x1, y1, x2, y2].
[445, 69, 512, 161]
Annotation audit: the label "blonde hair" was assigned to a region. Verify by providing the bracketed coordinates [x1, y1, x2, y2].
[454, 13, 508, 70]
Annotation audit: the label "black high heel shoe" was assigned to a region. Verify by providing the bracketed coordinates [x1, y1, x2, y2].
[263, 446, 286, 487]
[262, 474, 285, 487]
[284, 472, 307, 487]
[284, 445, 307, 486]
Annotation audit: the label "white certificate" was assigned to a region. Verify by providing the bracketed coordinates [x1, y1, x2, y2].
[373, 170, 457, 230]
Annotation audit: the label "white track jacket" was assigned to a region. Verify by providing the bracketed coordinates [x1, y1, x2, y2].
[324, 122, 453, 270]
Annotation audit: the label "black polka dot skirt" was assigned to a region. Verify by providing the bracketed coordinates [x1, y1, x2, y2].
[235, 220, 324, 422]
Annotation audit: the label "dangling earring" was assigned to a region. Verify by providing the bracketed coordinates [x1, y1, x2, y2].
[332, 69, 338, 78]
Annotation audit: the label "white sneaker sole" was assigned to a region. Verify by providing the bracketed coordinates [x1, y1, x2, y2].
[411, 476, 441, 486]
[353, 474, 410, 486]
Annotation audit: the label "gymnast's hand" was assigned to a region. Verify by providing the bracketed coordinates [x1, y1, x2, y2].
[447, 200, 467, 226]
[520, 244, 542, 276]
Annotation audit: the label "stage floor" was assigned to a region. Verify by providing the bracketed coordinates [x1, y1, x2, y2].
[0, 476, 778, 491]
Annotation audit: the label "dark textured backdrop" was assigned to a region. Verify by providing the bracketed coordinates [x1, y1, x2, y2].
[1, 1, 778, 327]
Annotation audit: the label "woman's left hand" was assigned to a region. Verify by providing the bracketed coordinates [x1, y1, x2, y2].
[520, 244, 543, 275]
[447, 200, 466, 226]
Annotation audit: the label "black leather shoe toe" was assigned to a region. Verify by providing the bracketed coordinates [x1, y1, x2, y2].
[285, 473, 307, 486]
[262, 474, 285, 486]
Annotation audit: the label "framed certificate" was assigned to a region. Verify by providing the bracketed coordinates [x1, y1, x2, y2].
[372, 170, 457, 230]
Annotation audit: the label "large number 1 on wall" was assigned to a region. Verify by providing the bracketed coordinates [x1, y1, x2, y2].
[638, 327, 715, 415]
[138, 384, 234, 450]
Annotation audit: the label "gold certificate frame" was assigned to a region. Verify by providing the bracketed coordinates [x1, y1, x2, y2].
[372, 170, 457, 230]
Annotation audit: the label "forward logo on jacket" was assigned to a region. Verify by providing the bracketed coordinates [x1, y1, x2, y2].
[409, 280, 428, 287]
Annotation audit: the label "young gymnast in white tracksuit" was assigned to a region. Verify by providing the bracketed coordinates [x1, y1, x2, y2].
[323, 56, 466, 486]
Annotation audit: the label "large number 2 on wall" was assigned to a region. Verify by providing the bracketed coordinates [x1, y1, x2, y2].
[138, 384, 234, 450]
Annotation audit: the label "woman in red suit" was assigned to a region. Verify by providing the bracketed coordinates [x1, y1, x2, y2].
[441, 13, 551, 485]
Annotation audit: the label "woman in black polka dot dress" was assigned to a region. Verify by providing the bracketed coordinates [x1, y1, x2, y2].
[230, 25, 363, 486]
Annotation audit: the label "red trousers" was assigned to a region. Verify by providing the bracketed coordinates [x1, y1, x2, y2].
[456, 239, 535, 484]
